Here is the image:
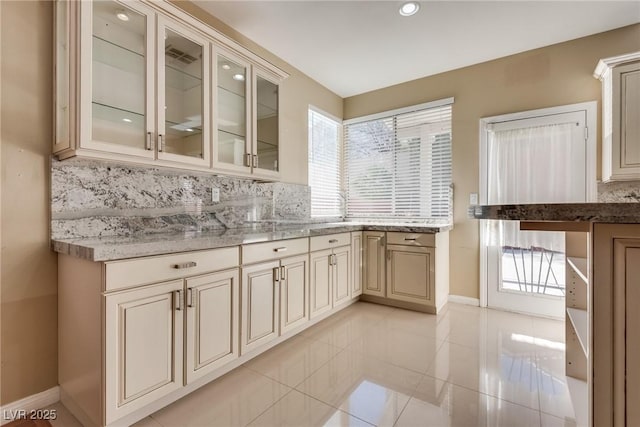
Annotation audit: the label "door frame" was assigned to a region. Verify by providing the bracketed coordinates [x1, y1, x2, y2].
[478, 101, 597, 310]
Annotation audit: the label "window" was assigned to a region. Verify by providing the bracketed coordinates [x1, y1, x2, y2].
[308, 107, 342, 217]
[343, 98, 452, 220]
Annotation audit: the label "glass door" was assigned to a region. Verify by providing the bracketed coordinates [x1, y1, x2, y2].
[213, 49, 251, 174]
[82, 0, 155, 158]
[482, 110, 589, 318]
[157, 17, 210, 167]
[253, 71, 280, 178]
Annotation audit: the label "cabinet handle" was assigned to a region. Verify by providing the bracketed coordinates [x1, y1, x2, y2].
[187, 288, 194, 308]
[158, 134, 164, 152]
[246, 153, 252, 167]
[328, 254, 333, 266]
[273, 247, 287, 253]
[387, 249, 391, 260]
[280, 265, 285, 279]
[404, 238, 417, 241]
[172, 261, 197, 269]
[273, 267, 280, 282]
[146, 132, 152, 151]
[253, 154, 259, 168]
[329, 239, 338, 244]
[175, 290, 183, 311]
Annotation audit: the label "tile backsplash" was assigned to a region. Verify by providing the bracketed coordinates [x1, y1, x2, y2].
[597, 180, 640, 203]
[51, 158, 311, 239]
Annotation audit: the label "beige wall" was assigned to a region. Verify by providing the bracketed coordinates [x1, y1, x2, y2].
[0, 1, 58, 404]
[173, 1, 344, 185]
[344, 24, 640, 299]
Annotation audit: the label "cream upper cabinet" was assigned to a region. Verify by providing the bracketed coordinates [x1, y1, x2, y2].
[351, 232, 363, 297]
[363, 231, 386, 297]
[594, 52, 640, 182]
[54, 0, 288, 178]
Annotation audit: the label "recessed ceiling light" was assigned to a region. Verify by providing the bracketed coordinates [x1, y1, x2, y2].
[116, 10, 130, 21]
[232, 73, 245, 81]
[222, 64, 231, 70]
[122, 118, 132, 123]
[399, 2, 419, 16]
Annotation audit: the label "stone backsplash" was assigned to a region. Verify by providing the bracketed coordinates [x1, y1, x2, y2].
[597, 180, 640, 203]
[51, 158, 312, 239]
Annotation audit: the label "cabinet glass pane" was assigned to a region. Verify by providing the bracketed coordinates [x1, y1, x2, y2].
[163, 29, 203, 159]
[56, 1, 69, 145]
[217, 55, 247, 166]
[256, 76, 279, 171]
[92, 1, 146, 149]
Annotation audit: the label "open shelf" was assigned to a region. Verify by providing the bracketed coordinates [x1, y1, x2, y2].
[567, 257, 588, 284]
[567, 307, 588, 355]
[566, 376, 588, 427]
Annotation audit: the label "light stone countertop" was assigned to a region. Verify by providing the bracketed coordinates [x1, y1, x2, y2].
[468, 202, 640, 223]
[52, 221, 452, 261]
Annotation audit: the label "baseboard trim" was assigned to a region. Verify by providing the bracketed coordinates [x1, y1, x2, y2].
[0, 387, 60, 426]
[448, 295, 480, 306]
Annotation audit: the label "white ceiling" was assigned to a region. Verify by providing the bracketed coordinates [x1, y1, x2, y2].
[195, 1, 640, 97]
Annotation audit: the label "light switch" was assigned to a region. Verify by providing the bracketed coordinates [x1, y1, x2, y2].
[469, 192, 478, 205]
[211, 187, 220, 202]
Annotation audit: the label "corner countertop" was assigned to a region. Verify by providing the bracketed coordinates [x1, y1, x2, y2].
[52, 221, 452, 262]
[468, 202, 640, 223]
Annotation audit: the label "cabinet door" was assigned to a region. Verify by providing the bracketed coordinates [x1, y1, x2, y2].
[363, 231, 386, 297]
[105, 280, 184, 424]
[351, 232, 363, 297]
[280, 254, 309, 335]
[213, 48, 252, 175]
[241, 261, 280, 354]
[80, 0, 156, 158]
[157, 17, 210, 167]
[310, 249, 333, 319]
[185, 269, 239, 384]
[614, 63, 640, 177]
[386, 245, 434, 306]
[252, 69, 280, 179]
[333, 246, 352, 308]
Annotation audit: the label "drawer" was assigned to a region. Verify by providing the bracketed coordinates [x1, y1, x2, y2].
[386, 232, 435, 247]
[105, 246, 240, 291]
[310, 233, 351, 252]
[242, 238, 309, 264]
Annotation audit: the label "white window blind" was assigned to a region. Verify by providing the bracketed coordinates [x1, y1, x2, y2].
[309, 108, 342, 217]
[344, 100, 452, 220]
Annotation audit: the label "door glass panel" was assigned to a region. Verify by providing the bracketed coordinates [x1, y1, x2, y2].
[256, 76, 279, 171]
[217, 55, 247, 166]
[163, 29, 203, 158]
[92, 1, 146, 148]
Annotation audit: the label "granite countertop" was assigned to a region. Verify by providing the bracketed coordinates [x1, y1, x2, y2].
[469, 202, 640, 223]
[52, 221, 452, 261]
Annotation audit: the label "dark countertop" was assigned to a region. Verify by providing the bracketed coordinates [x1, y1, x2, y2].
[469, 203, 640, 223]
[52, 221, 452, 261]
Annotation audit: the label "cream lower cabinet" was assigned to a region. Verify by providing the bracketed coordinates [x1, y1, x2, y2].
[593, 223, 640, 427]
[240, 238, 310, 354]
[363, 231, 386, 297]
[351, 232, 363, 297]
[309, 233, 352, 319]
[386, 244, 435, 306]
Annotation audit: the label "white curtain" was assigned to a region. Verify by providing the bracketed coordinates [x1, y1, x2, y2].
[487, 122, 585, 251]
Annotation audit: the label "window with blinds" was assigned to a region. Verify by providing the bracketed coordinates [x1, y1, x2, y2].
[343, 99, 452, 220]
[308, 108, 342, 217]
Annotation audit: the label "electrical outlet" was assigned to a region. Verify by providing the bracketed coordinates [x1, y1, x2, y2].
[211, 187, 220, 203]
[469, 192, 478, 205]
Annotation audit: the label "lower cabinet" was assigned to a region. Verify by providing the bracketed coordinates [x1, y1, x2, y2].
[351, 232, 363, 297]
[279, 254, 310, 335]
[386, 244, 435, 306]
[363, 231, 386, 297]
[333, 245, 352, 308]
[310, 244, 352, 319]
[105, 280, 185, 424]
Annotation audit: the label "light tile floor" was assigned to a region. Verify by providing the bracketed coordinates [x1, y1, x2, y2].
[50, 302, 581, 427]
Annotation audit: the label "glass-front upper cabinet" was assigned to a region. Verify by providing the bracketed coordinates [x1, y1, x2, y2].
[82, 0, 155, 158]
[157, 18, 210, 167]
[214, 49, 251, 174]
[253, 71, 280, 177]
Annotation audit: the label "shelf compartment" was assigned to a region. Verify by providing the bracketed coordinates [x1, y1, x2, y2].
[567, 307, 588, 355]
[567, 257, 588, 284]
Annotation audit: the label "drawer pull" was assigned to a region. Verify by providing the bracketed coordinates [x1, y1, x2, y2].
[273, 247, 287, 253]
[173, 261, 197, 269]
[404, 238, 417, 241]
[329, 239, 339, 243]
